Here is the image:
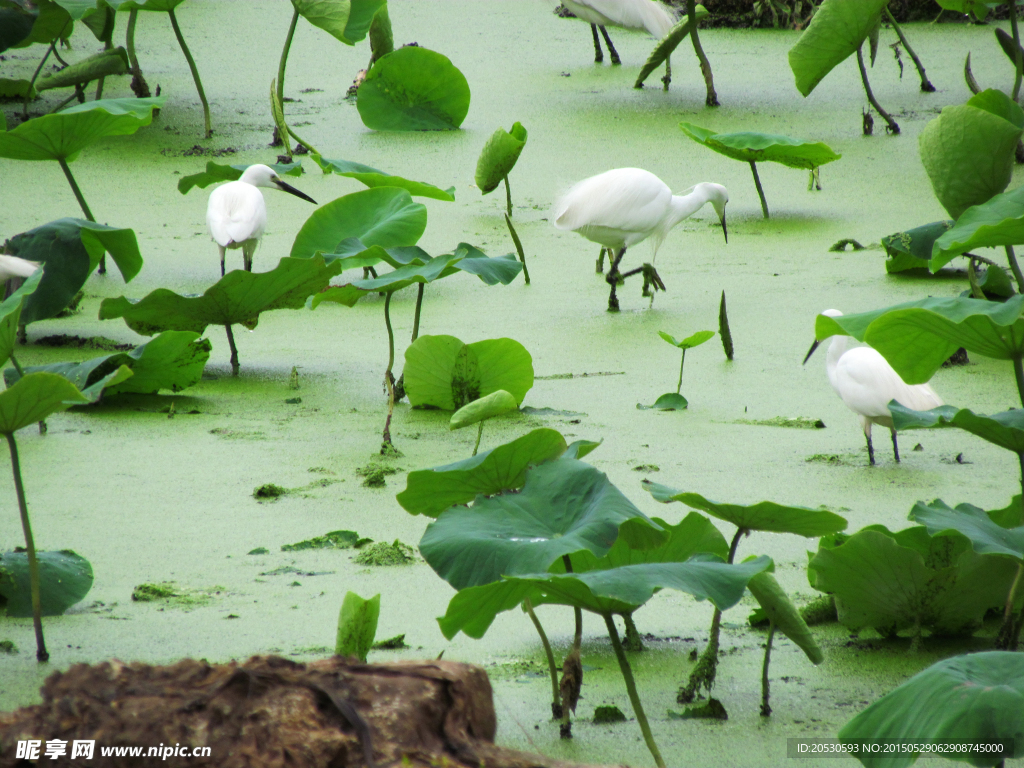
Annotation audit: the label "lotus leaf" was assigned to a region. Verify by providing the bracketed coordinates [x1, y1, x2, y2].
[881, 220, 954, 274]
[357, 46, 471, 131]
[919, 90, 1024, 222]
[839, 652, 1024, 768]
[290, 187, 427, 259]
[813, 296, 1024, 385]
[0, 78, 36, 99]
[910, 499, 1024, 561]
[99, 255, 342, 336]
[644, 392, 688, 411]
[746, 570, 823, 664]
[313, 154, 455, 201]
[680, 123, 841, 170]
[291, 0, 384, 45]
[0, 372, 88, 434]
[658, 329, 715, 350]
[0, 97, 163, 161]
[475, 122, 527, 195]
[931, 185, 1024, 270]
[419, 457, 666, 590]
[335, 591, 380, 662]
[0, 5, 36, 52]
[0, 272, 42, 365]
[177, 160, 303, 195]
[891, 403, 1024, 455]
[808, 525, 1019, 636]
[403, 335, 533, 410]
[450, 390, 518, 430]
[37, 47, 128, 91]
[934, 0, 990, 21]
[0, 549, 93, 617]
[634, 6, 708, 88]
[396, 428, 569, 517]
[788, 0, 889, 97]
[6, 0, 72, 50]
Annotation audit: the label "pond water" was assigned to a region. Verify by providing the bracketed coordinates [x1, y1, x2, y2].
[0, 3, 1019, 766]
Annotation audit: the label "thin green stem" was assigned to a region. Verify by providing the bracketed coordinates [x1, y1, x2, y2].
[125, 9, 151, 98]
[24, 41, 55, 119]
[168, 8, 211, 138]
[411, 283, 424, 342]
[562, 555, 582, 651]
[856, 45, 899, 134]
[57, 158, 95, 222]
[384, 292, 395, 378]
[686, 0, 718, 106]
[676, 349, 685, 395]
[504, 213, 530, 285]
[883, 8, 934, 91]
[760, 623, 775, 716]
[473, 422, 483, 456]
[504, 175, 513, 217]
[5, 432, 48, 662]
[1012, 0, 1023, 101]
[225, 325, 239, 375]
[8, 353, 25, 378]
[1014, 355, 1024, 410]
[277, 8, 300, 115]
[382, 293, 396, 449]
[286, 123, 320, 156]
[749, 161, 769, 218]
[1006, 246, 1024, 294]
[525, 599, 562, 719]
[603, 613, 664, 768]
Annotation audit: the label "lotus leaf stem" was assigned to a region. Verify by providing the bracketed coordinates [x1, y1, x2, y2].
[168, 8, 212, 138]
[277, 7, 300, 118]
[525, 598, 563, 719]
[603, 613, 665, 768]
[1013, 354, 1024, 410]
[883, 9, 934, 92]
[856, 46, 899, 134]
[676, 349, 686, 395]
[472, 422, 483, 456]
[504, 213, 530, 285]
[224, 325, 240, 376]
[686, 0, 717, 106]
[749, 161, 769, 219]
[56, 158, 105, 275]
[126, 10, 151, 98]
[382, 292, 396, 450]
[411, 283, 424, 342]
[1006, 246, 1024, 295]
[760, 623, 775, 716]
[967, 257, 985, 299]
[5, 432, 48, 662]
[504, 175, 513, 217]
[286, 123, 320, 156]
[1012, 0, 1023, 101]
[24, 41, 55, 119]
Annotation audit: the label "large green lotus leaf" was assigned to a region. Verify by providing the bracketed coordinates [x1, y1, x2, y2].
[403, 335, 533, 410]
[290, 187, 427, 259]
[335, 591, 379, 662]
[419, 457, 666, 590]
[0, 271, 42, 364]
[931, 185, 1024, 270]
[37, 46, 128, 91]
[0, 549, 93, 617]
[808, 527, 1018, 636]
[890, 403, 1024, 454]
[312, 154, 455, 201]
[0, 97, 164, 161]
[437, 579, 541, 639]
[881, 220, 954, 274]
[99, 255, 341, 335]
[787, 0, 889, 96]
[450, 390, 517, 430]
[5, 220, 142, 326]
[746, 570, 823, 664]
[475, 122, 527, 194]
[680, 123, 841, 170]
[643, 486, 847, 537]
[634, 6, 708, 87]
[839, 652, 1024, 768]
[5, 331, 210, 400]
[814, 296, 1024, 384]
[176, 160, 303, 195]
[396, 428, 568, 517]
[357, 46, 470, 131]
[8, 0, 72, 50]
[0, 5, 36, 53]
[292, 0, 384, 45]
[0, 372, 87, 434]
[911, 499, 1024, 561]
[920, 91, 1024, 222]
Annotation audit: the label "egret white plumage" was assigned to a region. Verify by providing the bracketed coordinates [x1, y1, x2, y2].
[561, 0, 676, 64]
[553, 168, 728, 311]
[803, 309, 944, 465]
[206, 164, 317, 276]
[0, 255, 41, 282]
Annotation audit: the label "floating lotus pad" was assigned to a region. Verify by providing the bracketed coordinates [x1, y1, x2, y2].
[357, 46, 470, 131]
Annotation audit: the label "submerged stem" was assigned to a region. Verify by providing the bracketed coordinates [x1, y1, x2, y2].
[382, 293, 396, 449]
[856, 45, 899, 134]
[473, 422, 483, 456]
[603, 613, 665, 768]
[749, 161, 769, 218]
[168, 8, 212, 138]
[5, 432, 48, 662]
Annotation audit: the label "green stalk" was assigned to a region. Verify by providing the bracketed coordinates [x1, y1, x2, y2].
[525, 598, 562, 719]
[760, 623, 775, 716]
[57, 157, 103, 274]
[686, 0, 718, 107]
[1012, 0, 1023, 101]
[5, 432, 48, 662]
[882, 8, 934, 91]
[286, 123, 320, 156]
[24, 41, 55, 119]
[1013, 354, 1024, 410]
[603, 613, 664, 768]
[856, 45, 899, 134]
[382, 292, 396, 450]
[504, 175, 513, 217]
[504, 213, 530, 284]
[472, 422, 483, 456]
[411, 283, 424, 342]
[125, 9, 151, 98]
[560, 554, 582, 737]
[1006, 246, 1024, 294]
[94, 40, 113, 100]
[277, 7, 300, 116]
[224, 325, 239, 375]
[676, 349, 685, 395]
[749, 161, 769, 218]
[167, 8, 212, 138]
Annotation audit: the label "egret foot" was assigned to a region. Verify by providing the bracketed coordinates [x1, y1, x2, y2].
[590, 24, 603, 63]
[619, 263, 664, 298]
[598, 26, 621, 64]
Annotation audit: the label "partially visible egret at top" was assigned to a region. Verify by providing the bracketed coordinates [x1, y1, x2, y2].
[553, 168, 728, 311]
[206, 164, 317, 276]
[803, 309, 944, 465]
[561, 0, 676, 64]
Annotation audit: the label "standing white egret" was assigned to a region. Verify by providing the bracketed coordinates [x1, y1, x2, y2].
[561, 0, 676, 64]
[553, 168, 728, 311]
[206, 164, 317, 276]
[803, 309, 944, 465]
[0, 255, 41, 283]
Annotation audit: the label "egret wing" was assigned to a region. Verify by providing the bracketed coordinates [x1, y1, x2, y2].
[834, 347, 942, 422]
[554, 168, 670, 238]
[207, 183, 267, 247]
[579, 0, 676, 37]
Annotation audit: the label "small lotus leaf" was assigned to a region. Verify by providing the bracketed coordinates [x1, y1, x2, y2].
[931, 185, 1024, 270]
[335, 592, 380, 662]
[0, 549, 93, 617]
[7, 0, 72, 50]
[450, 390, 518, 430]
[0, 97, 164, 161]
[0, 372, 88, 434]
[839, 652, 1024, 767]
[910, 499, 1024, 561]
[357, 46, 470, 131]
[314, 154, 455, 201]
[177, 160, 303, 195]
[746, 570, 823, 664]
[680, 123, 841, 170]
[37, 46, 128, 91]
[891, 403, 1024, 455]
[881, 220, 954, 274]
[475, 122, 527, 194]
[634, 6, 708, 87]
[649, 392, 688, 410]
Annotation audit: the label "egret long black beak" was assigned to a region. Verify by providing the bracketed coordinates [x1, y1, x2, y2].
[721, 214, 728, 244]
[802, 338, 820, 365]
[274, 179, 317, 205]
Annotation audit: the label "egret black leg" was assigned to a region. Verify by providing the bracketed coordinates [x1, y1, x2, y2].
[865, 433, 876, 466]
[599, 26, 621, 65]
[891, 429, 901, 463]
[606, 246, 627, 312]
[591, 24, 603, 63]
[620, 263, 665, 298]
[219, 246, 226, 277]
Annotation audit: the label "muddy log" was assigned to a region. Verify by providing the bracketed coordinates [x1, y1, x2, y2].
[0, 656, 618, 768]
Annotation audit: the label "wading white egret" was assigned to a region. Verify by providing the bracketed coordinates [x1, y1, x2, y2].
[803, 309, 944, 465]
[553, 168, 728, 311]
[0, 255, 41, 282]
[561, 0, 676, 64]
[206, 164, 317, 276]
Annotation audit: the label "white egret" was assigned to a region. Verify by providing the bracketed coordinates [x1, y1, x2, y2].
[0, 255, 41, 283]
[803, 309, 944, 465]
[206, 164, 317, 276]
[553, 168, 728, 311]
[561, 0, 676, 64]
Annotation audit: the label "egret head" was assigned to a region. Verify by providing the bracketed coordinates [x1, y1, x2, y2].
[696, 182, 728, 243]
[803, 309, 843, 364]
[239, 164, 318, 204]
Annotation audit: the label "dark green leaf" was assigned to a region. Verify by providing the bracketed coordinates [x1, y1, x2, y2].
[0, 271, 41, 364]
[0, 7, 35, 53]
[891, 403, 1024, 454]
[177, 160, 303, 195]
[680, 123, 841, 170]
[335, 591, 379, 662]
[357, 46, 470, 131]
[9, 0, 72, 49]
[312, 154, 454, 201]
[0, 372, 87, 434]
[881, 220, 954, 274]
[931, 185, 1024, 269]
[37, 46, 128, 91]
[910, 499, 1024, 560]
[746, 570, 823, 664]
[934, 0, 990, 19]
[646, 392, 688, 410]
[0, 550, 92, 617]
[475, 122, 527, 194]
